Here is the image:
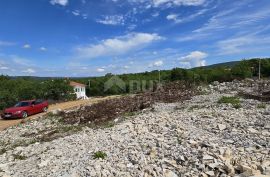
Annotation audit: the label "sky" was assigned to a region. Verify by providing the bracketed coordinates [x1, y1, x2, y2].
[0, 0, 270, 77]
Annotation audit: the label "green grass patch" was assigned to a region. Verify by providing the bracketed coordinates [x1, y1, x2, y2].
[93, 151, 107, 159]
[218, 96, 241, 109]
[257, 103, 266, 109]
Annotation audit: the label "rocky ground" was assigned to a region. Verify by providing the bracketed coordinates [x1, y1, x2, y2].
[0, 80, 269, 177]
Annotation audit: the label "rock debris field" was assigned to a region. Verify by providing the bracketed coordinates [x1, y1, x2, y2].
[0, 80, 269, 177]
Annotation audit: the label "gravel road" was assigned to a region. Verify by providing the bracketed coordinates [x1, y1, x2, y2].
[0, 96, 119, 131]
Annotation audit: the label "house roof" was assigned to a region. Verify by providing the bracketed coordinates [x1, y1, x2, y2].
[69, 81, 86, 87]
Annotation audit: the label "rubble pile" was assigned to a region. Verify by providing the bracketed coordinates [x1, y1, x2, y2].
[207, 79, 270, 101]
[0, 80, 269, 177]
[60, 81, 196, 125]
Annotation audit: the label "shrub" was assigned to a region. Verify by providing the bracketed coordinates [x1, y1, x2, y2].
[93, 151, 107, 159]
[218, 96, 241, 109]
[257, 103, 266, 109]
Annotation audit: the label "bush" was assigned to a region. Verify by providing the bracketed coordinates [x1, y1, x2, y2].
[93, 151, 107, 159]
[257, 103, 266, 109]
[218, 96, 241, 109]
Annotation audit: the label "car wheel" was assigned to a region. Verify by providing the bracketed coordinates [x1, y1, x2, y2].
[22, 111, 28, 119]
[43, 107, 48, 112]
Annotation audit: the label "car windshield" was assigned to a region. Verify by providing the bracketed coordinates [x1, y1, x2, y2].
[14, 102, 30, 107]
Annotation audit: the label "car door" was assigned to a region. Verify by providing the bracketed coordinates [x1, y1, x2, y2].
[26, 101, 36, 115]
[30, 101, 39, 114]
[34, 100, 44, 113]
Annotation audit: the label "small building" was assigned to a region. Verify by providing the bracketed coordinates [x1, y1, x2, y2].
[69, 81, 88, 100]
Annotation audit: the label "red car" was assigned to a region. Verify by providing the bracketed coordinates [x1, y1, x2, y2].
[1, 99, 48, 119]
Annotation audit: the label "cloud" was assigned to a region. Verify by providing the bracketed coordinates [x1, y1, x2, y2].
[0, 61, 9, 70]
[194, 2, 270, 33]
[22, 44, 31, 49]
[0, 41, 16, 47]
[76, 33, 164, 58]
[50, 0, 68, 6]
[152, 0, 205, 7]
[40, 47, 47, 51]
[22, 68, 36, 74]
[167, 14, 178, 21]
[72, 10, 80, 16]
[96, 15, 125, 25]
[12, 56, 32, 66]
[217, 34, 270, 55]
[149, 60, 164, 67]
[0, 66, 9, 70]
[179, 51, 207, 68]
[128, 0, 206, 8]
[97, 68, 105, 72]
[176, 1, 270, 43]
[167, 9, 208, 24]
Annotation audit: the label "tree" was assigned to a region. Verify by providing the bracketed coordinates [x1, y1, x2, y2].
[171, 68, 188, 81]
[231, 60, 253, 79]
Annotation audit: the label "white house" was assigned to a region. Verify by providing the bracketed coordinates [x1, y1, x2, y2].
[70, 81, 88, 100]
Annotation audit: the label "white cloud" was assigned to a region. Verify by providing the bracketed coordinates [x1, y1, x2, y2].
[148, 60, 164, 68]
[154, 60, 163, 66]
[50, 0, 68, 6]
[40, 47, 47, 51]
[96, 15, 125, 25]
[152, 0, 205, 7]
[179, 51, 207, 68]
[22, 68, 36, 74]
[72, 10, 80, 16]
[194, 3, 270, 33]
[127, 24, 137, 31]
[217, 34, 270, 55]
[22, 44, 31, 49]
[97, 68, 105, 72]
[167, 8, 208, 24]
[128, 0, 205, 7]
[152, 12, 160, 17]
[167, 14, 178, 21]
[0, 41, 15, 47]
[76, 33, 164, 58]
[0, 66, 9, 70]
[166, 13, 184, 23]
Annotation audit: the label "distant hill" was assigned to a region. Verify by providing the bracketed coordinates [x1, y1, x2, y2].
[203, 61, 240, 69]
[6, 58, 269, 80]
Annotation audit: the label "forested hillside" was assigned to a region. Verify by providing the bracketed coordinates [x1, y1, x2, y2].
[1, 58, 270, 110]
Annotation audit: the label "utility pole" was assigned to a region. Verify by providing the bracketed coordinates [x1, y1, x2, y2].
[259, 58, 261, 80]
[158, 70, 161, 84]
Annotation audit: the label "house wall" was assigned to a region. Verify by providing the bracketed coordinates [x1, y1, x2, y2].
[73, 85, 87, 99]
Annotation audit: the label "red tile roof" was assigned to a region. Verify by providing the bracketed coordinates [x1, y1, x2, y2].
[69, 81, 86, 87]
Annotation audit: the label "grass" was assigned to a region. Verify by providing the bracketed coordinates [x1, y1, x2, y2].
[12, 154, 27, 160]
[218, 96, 241, 109]
[93, 151, 107, 159]
[38, 125, 84, 142]
[22, 124, 84, 143]
[123, 111, 138, 117]
[257, 103, 266, 109]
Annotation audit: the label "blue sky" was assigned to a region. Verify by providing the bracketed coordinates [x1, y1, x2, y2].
[0, 0, 270, 76]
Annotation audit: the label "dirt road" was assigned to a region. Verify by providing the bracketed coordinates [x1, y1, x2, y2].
[0, 96, 119, 131]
